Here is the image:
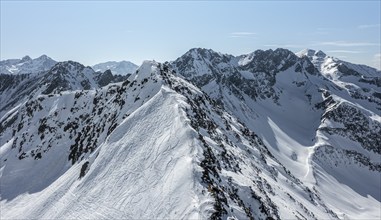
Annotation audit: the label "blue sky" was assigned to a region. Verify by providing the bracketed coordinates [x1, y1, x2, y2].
[1, 1, 380, 69]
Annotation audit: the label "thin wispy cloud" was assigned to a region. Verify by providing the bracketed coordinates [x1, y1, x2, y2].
[297, 30, 329, 36]
[327, 50, 363, 54]
[358, 24, 380, 29]
[316, 27, 343, 32]
[229, 32, 257, 38]
[317, 27, 338, 31]
[308, 27, 339, 35]
[318, 41, 380, 47]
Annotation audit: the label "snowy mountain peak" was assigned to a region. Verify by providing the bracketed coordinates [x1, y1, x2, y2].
[296, 48, 326, 59]
[37, 60, 99, 95]
[190, 47, 218, 55]
[240, 48, 298, 65]
[179, 48, 300, 71]
[295, 48, 316, 57]
[187, 47, 211, 55]
[130, 60, 160, 81]
[35, 54, 50, 61]
[273, 48, 297, 57]
[239, 48, 299, 74]
[186, 48, 235, 62]
[297, 48, 381, 79]
[21, 55, 32, 62]
[92, 60, 138, 76]
[315, 50, 326, 58]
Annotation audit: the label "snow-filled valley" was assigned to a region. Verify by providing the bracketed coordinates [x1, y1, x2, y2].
[1, 49, 380, 219]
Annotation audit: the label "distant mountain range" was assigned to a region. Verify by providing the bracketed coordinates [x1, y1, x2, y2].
[1, 48, 380, 219]
[92, 60, 138, 76]
[0, 56, 138, 76]
[0, 55, 57, 75]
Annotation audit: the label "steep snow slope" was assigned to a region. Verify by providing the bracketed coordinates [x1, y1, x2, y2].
[93, 61, 138, 76]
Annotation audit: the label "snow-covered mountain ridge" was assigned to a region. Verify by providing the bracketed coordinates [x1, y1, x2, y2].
[0, 49, 380, 219]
